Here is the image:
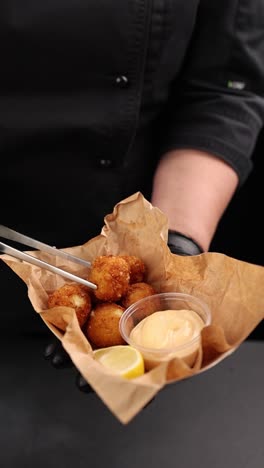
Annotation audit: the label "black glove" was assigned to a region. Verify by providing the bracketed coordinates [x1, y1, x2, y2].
[167, 229, 203, 256]
[44, 230, 203, 393]
[44, 338, 94, 393]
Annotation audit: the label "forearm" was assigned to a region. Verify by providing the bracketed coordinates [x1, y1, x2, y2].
[151, 149, 239, 251]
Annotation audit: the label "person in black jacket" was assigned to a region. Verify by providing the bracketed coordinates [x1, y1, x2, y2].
[1, 1, 264, 384]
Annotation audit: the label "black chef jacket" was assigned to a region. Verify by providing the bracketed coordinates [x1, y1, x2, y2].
[0, 4, 264, 458]
[1, 0, 264, 248]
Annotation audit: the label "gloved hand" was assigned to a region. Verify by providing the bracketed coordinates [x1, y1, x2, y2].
[44, 230, 203, 393]
[44, 338, 93, 393]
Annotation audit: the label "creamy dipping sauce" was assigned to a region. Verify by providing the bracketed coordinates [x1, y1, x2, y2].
[130, 309, 205, 368]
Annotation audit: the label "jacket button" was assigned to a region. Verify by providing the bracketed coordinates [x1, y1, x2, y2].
[99, 159, 113, 168]
[115, 75, 129, 88]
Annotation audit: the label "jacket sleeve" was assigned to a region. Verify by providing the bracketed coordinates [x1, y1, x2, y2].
[159, 0, 264, 185]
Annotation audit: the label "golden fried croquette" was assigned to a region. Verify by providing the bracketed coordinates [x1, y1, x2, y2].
[85, 302, 126, 347]
[121, 282, 156, 309]
[48, 283, 92, 327]
[88, 255, 130, 302]
[120, 255, 146, 283]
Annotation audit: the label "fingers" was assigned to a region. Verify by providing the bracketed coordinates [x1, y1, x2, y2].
[44, 341, 154, 404]
[44, 338, 94, 395]
[43, 338, 73, 369]
[75, 373, 94, 394]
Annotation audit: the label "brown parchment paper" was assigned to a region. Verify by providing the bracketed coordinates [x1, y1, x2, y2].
[1, 192, 264, 424]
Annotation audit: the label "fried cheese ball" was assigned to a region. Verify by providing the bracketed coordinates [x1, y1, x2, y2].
[48, 283, 92, 328]
[85, 302, 126, 347]
[88, 255, 130, 302]
[120, 255, 146, 283]
[121, 282, 157, 309]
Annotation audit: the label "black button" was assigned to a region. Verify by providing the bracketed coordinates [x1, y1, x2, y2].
[115, 75, 129, 88]
[99, 159, 113, 168]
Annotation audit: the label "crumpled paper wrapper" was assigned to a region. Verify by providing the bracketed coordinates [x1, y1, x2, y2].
[1, 192, 264, 424]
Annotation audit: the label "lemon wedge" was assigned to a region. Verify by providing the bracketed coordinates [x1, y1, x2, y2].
[93, 345, 145, 379]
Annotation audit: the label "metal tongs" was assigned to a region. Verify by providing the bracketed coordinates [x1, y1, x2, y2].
[0, 224, 97, 290]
